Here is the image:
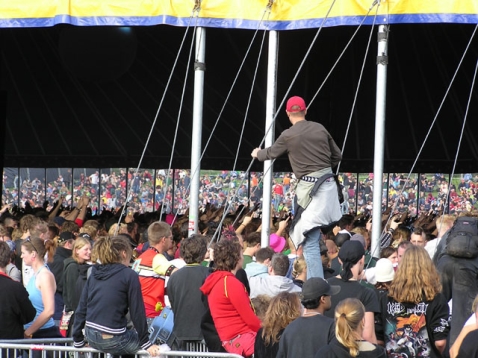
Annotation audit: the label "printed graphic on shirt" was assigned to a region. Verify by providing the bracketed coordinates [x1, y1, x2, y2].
[384, 301, 431, 357]
[131, 258, 141, 273]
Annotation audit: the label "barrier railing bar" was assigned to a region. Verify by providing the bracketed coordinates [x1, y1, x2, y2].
[0, 343, 243, 358]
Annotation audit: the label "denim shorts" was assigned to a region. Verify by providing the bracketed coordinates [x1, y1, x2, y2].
[85, 326, 141, 355]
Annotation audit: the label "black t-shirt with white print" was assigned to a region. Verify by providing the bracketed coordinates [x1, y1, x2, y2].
[383, 293, 450, 358]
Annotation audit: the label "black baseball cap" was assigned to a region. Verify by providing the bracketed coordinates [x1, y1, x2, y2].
[301, 277, 341, 300]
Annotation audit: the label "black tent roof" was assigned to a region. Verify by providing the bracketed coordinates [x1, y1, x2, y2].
[2, 23, 478, 173]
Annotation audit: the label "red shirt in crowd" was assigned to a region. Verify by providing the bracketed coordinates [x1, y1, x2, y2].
[200, 271, 260, 341]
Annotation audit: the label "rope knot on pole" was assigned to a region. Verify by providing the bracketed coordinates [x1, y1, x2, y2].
[195, 61, 206, 71]
[193, 0, 202, 13]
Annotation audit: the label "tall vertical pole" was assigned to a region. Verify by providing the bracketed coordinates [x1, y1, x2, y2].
[261, 30, 278, 248]
[371, 25, 389, 257]
[189, 27, 206, 237]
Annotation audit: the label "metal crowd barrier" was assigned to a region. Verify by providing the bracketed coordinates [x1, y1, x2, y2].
[0, 339, 242, 358]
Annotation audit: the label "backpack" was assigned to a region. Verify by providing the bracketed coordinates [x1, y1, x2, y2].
[149, 306, 175, 344]
[444, 217, 478, 259]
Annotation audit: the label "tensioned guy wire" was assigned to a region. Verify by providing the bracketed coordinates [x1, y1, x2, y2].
[430, 51, 478, 257]
[115, 7, 201, 233]
[218, 0, 377, 239]
[167, 3, 274, 229]
[241, 0, 375, 205]
[335, 1, 381, 174]
[160, 16, 201, 216]
[254, 0, 339, 151]
[213, 0, 382, 245]
[381, 24, 478, 234]
[444, 58, 478, 215]
[212, 18, 272, 239]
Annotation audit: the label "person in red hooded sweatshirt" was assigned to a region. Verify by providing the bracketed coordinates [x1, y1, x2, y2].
[200, 239, 261, 357]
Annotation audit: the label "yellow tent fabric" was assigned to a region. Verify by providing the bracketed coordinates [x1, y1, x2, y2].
[2, 0, 478, 28]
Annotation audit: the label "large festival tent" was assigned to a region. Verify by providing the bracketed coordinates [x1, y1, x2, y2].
[1, 1, 478, 174]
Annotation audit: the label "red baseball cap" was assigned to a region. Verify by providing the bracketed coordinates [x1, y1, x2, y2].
[286, 96, 306, 112]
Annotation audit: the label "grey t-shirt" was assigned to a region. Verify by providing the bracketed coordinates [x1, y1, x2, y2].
[257, 120, 341, 179]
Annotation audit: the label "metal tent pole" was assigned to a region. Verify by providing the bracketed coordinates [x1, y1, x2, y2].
[261, 30, 278, 248]
[189, 27, 206, 236]
[371, 25, 389, 257]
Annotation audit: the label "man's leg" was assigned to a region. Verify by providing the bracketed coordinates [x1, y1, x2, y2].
[302, 227, 324, 279]
[291, 177, 340, 280]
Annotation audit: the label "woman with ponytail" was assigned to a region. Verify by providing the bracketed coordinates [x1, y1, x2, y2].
[22, 235, 62, 339]
[72, 236, 161, 357]
[316, 298, 386, 358]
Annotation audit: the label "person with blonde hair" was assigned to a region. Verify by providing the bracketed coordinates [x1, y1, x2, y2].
[133, 221, 177, 320]
[107, 222, 127, 237]
[81, 220, 100, 240]
[383, 245, 450, 357]
[63, 237, 92, 310]
[254, 292, 301, 358]
[62, 236, 92, 335]
[425, 214, 455, 259]
[291, 256, 307, 287]
[316, 298, 386, 357]
[73, 236, 160, 356]
[390, 225, 411, 248]
[79, 225, 96, 242]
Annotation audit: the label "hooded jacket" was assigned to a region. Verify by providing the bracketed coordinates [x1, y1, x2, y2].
[200, 271, 260, 341]
[75, 263, 90, 304]
[62, 257, 79, 312]
[72, 263, 152, 350]
[249, 275, 302, 298]
[244, 262, 268, 278]
[50, 246, 72, 293]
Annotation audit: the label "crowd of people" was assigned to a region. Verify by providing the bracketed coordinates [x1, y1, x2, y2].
[2, 169, 280, 216]
[3, 169, 478, 223]
[2, 94, 478, 358]
[1, 199, 477, 358]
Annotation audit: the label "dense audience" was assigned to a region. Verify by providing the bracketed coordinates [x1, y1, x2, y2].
[2, 169, 478, 358]
[4, 170, 478, 225]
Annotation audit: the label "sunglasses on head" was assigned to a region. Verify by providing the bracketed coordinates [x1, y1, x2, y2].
[25, 237, 40, 253]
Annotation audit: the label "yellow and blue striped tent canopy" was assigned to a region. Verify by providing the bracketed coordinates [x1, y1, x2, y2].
[2, 0, 478, 28]
[2, 1, 478, 172]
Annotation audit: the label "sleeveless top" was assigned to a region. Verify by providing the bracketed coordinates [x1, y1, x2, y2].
[24, 265, 55, 330]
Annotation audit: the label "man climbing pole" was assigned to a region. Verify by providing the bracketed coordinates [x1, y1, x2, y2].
[252, 96, 342, 278]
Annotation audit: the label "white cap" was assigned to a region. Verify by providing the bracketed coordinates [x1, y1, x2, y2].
[375, 258, 395, 283]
